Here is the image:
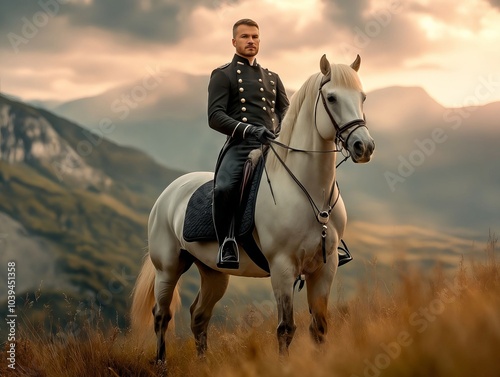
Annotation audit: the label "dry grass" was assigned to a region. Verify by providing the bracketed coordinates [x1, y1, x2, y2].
[2, 234, 499, 377]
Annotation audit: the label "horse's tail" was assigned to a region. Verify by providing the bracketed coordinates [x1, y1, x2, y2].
[130, 252, 181, 332]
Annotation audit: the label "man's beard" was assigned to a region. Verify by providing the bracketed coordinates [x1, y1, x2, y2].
[238, 46, 258, 58]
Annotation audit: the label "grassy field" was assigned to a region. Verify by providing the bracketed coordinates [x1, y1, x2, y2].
[1, 234, 499, 377]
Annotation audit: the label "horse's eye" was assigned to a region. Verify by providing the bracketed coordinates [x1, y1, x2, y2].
[327, 94, 336, 103]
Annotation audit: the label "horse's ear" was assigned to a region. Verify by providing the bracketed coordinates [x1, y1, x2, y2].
[320, 54, 331, 76]
[350, 54, 361, 72]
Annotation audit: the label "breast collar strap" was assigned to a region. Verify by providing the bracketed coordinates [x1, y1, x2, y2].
[268, 141, 341, 264]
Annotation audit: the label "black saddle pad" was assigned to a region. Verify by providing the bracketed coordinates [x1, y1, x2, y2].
[183, 157, 264, 242]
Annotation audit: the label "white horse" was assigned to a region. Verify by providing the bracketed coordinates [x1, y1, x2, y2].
[131, 54, 375, 362]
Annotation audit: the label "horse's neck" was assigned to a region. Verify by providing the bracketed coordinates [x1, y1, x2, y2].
[278, 97, 337, 202]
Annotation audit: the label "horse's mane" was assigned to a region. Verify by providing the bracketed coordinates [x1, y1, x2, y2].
[278, 73, 321, 147]
[269, 63, 362, 169]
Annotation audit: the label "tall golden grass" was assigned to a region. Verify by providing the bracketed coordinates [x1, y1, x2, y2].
[2, 234, 499, 377]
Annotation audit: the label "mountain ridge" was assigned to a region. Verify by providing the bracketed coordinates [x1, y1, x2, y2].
[0, 93, 185, 328]
[49, 76, 500, 168]
[9, 74, 498, 236]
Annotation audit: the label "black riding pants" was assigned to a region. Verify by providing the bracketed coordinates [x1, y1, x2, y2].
[213, 138, 261, 246]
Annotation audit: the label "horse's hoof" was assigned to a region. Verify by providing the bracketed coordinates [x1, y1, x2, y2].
[152, 359, 168, 376]
[150, 358, 166, 366]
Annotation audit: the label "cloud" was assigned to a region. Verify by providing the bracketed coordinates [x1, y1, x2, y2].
[323, 0, 371, 28]
[0, 0, 238, 49]
[320, 0, 496, 71]
[315, 1, 435, 71]
[0, 2, 41, 40]
[60, 0, 182, 43]
[408, 0, 492, 33]
[1, 0, 500, 107]
[487, 0, 500, 8]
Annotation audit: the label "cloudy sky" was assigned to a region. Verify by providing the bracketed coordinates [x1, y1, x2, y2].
[2, 0, 500, 107]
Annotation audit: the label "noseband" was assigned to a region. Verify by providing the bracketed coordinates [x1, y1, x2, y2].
[316, 75, 367, 149]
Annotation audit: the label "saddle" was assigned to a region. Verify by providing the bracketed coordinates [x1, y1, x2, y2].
[182, 150, 270, 273]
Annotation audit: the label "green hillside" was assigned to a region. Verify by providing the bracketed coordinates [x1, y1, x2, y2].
[0, 94, 184, 331]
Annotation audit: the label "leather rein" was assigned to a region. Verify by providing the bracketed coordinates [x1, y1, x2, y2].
[267, 74, 368, 265]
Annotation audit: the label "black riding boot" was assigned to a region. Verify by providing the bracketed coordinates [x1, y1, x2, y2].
[213, 189, 240, 269]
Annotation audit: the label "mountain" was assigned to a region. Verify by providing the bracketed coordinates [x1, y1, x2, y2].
[52, 76, 500, 237]
[27, 99, 64, 111]
[0, 93, 184, 328]
[349, 86, 500, 234]
[54, 72, 225, 172]
[365, 86, 446, 128]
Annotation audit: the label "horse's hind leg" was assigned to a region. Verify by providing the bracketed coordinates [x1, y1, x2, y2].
[190, 261, 229, 357]
[306, 259, 336, 344]
[153, 271, 177, 362]
[152, 250, 193, 362]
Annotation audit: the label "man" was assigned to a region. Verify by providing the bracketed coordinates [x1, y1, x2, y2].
[208, 19, 289, 269]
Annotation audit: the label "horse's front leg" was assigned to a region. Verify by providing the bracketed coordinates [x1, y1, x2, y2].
[306, 257, 337, 344]
[270, 257, 298, 355]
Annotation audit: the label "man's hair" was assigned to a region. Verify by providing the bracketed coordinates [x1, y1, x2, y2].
[232, 19, 259, 38]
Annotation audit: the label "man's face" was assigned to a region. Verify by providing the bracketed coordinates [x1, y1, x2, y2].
[232, 25, 260, 59]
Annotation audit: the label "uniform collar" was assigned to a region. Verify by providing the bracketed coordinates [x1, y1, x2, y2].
[233, 54, 258, 67]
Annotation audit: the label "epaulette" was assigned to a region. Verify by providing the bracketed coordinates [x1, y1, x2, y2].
[263, 67, 276, 76]
[216, 62, 230, 69]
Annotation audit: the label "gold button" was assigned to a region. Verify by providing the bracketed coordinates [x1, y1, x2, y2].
[272, 118, 275, 122]
[258, 79, 263, 82]
[272, 100, 275, 104]
[272, 89, 276, 94]
[262, 97, 266, 101]
[238, 79, 243, 83]
[270, 80, 275, 85]
[242, 107, 247, 112]
[241, 98, 246, 103]
[271, 108, 275, 112]
[260, 88, 264, 92]
[237, 70, 241, 74]
[268, 72, 272, 76]
[239, 87, 244, 92]
[262, 107, 267, 111]
[242, 117, 248, 122]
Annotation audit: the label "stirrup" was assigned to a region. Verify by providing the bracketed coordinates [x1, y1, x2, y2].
[217, 237, 240, 269]
[338, 239, 353, 267]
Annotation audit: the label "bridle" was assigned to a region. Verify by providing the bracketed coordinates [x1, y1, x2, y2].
[269, 74, 368, 156]
[316, 74, 368, 150]
[266, 73, 368, 267]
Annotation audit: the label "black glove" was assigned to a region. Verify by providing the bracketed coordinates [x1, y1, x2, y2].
[245, 125, 276, 145]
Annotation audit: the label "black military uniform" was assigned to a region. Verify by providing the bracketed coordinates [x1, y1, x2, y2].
[208, 54, 289, 268]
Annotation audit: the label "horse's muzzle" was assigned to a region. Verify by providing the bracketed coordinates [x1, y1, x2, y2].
[351, 137, 375, 163]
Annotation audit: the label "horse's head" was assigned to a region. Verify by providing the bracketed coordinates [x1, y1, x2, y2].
[316, 55, 375, 163]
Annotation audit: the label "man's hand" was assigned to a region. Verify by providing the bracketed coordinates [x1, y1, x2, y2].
[245, 125, 276, 145]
